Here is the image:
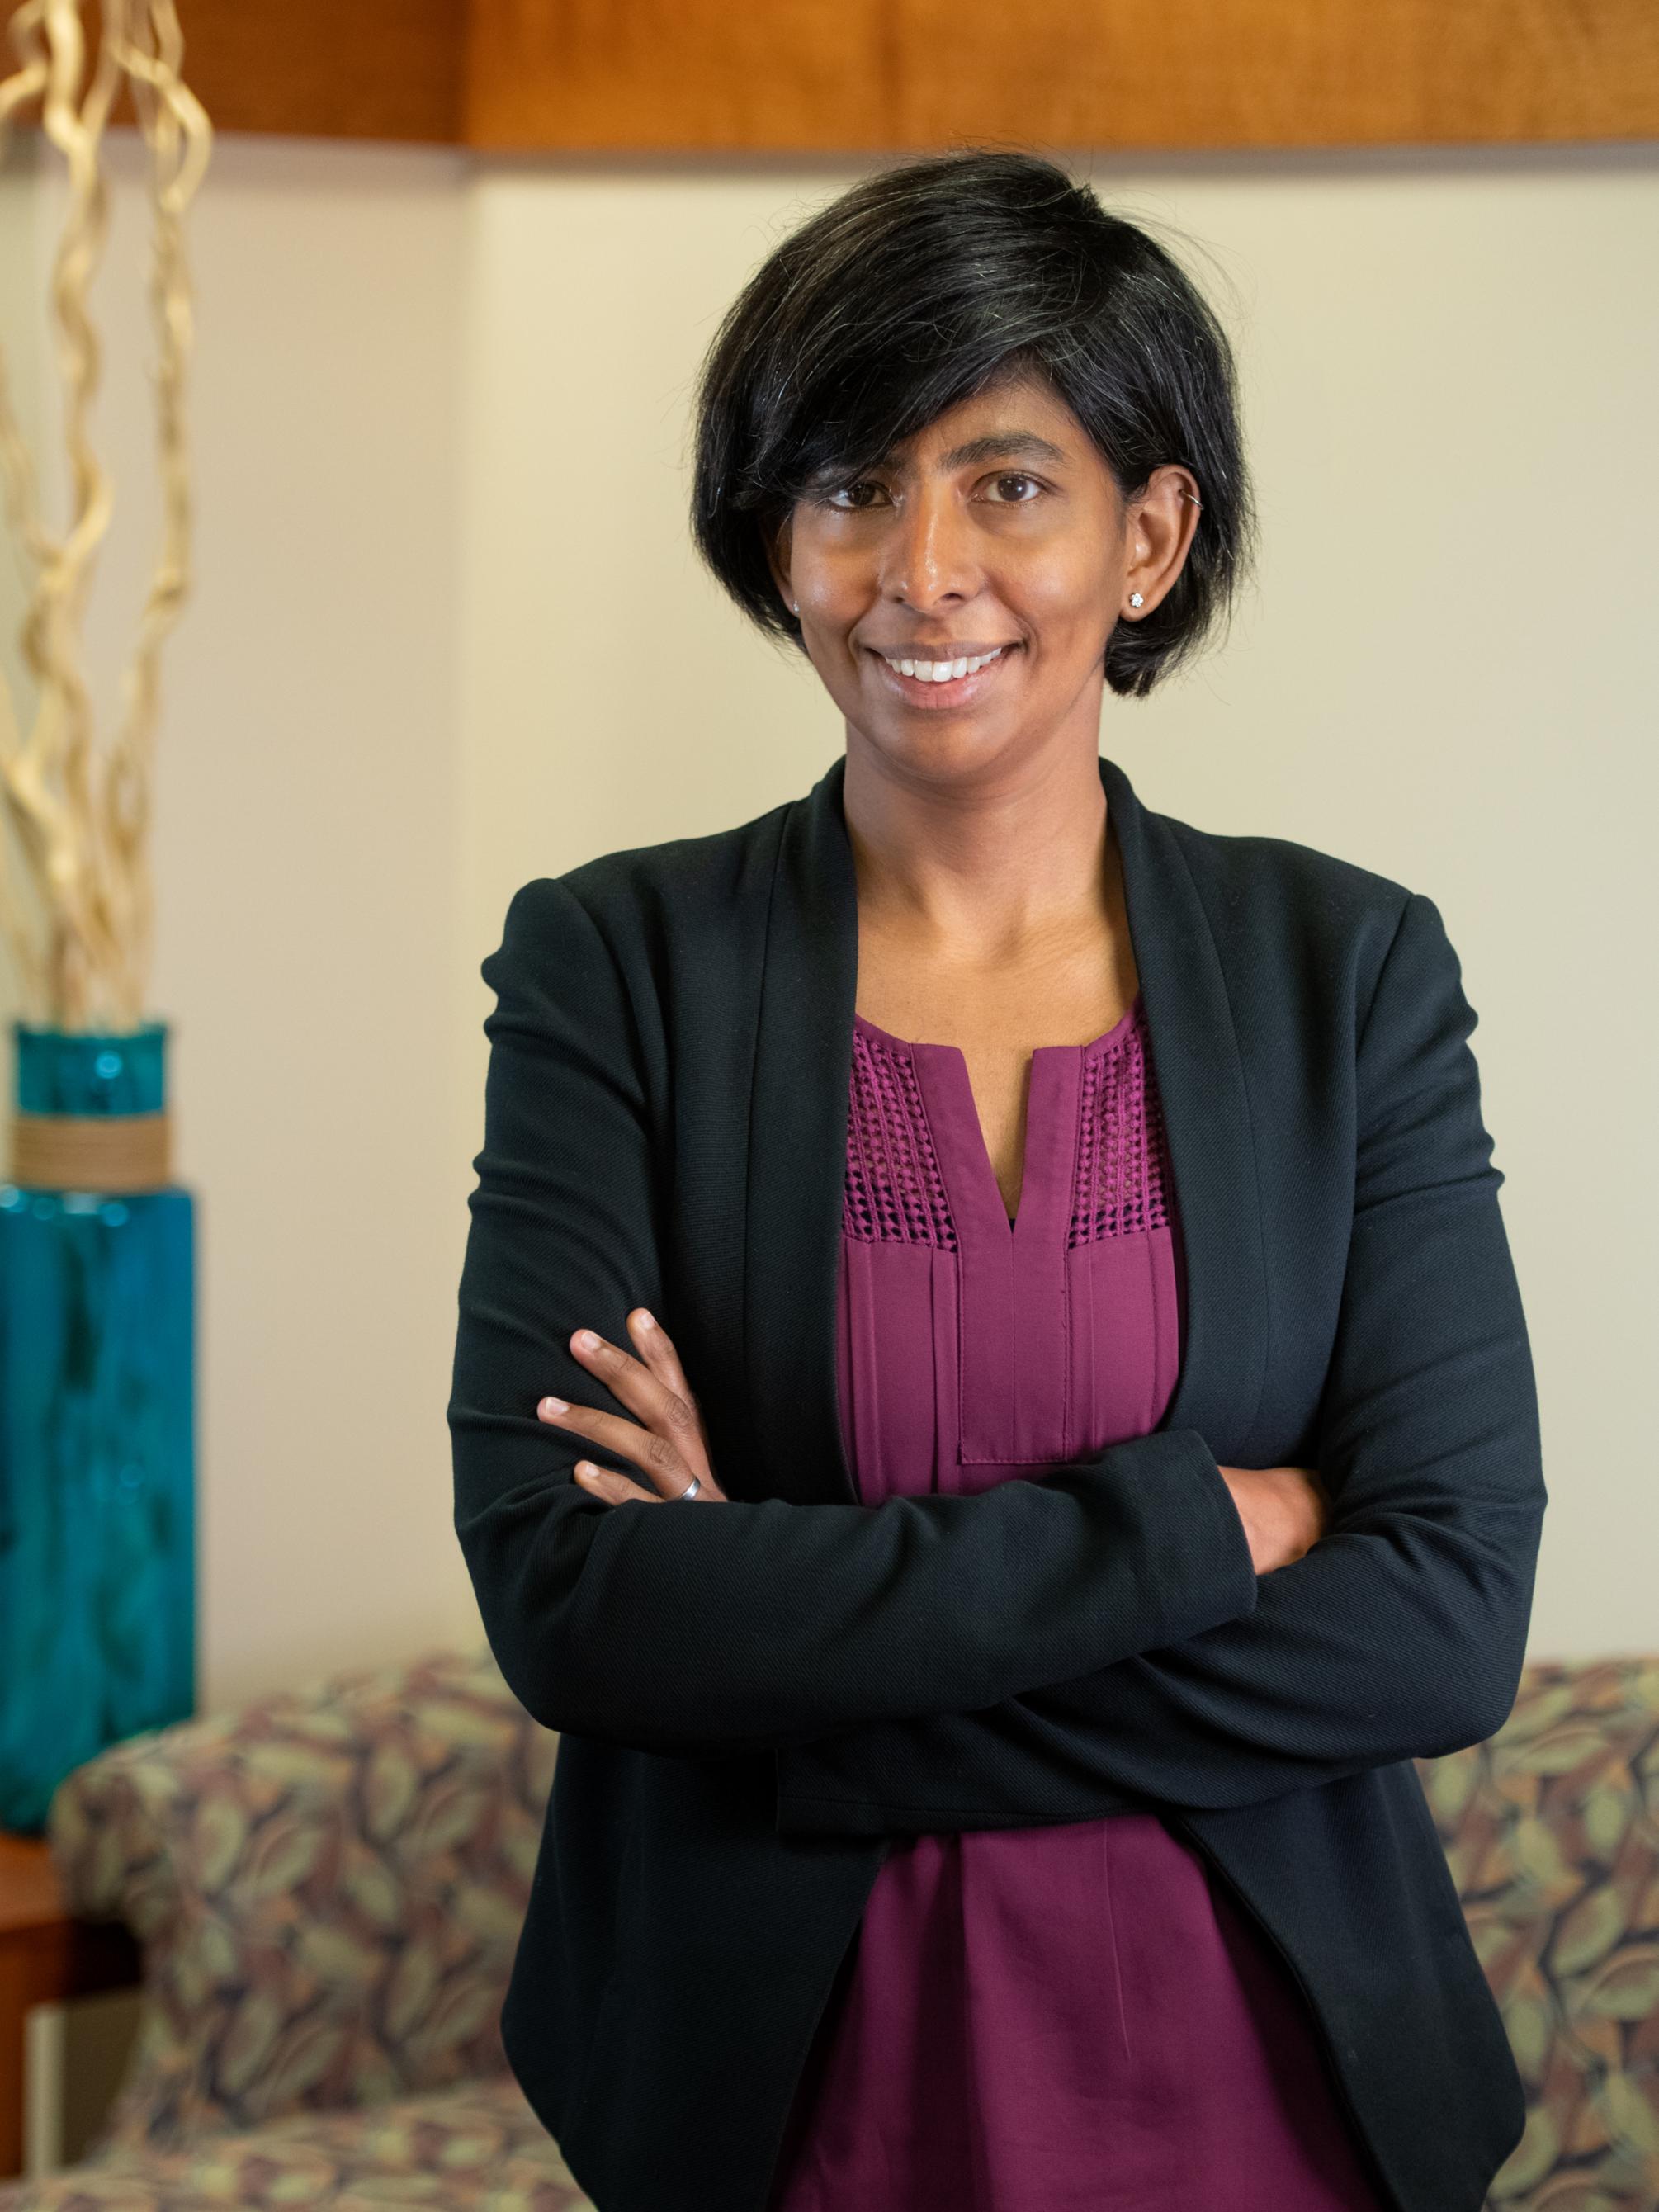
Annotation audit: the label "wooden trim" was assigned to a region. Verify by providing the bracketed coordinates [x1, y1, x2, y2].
[4, 0, 1654, 150]
[0, 1836, 139, 2181]
[11, 0, 467, 146]
[464, 0, 1659, 151]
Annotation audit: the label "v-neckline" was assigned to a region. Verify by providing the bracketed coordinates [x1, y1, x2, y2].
[851, 992, 1143, 1241]
[741, 749, 1273, 1510]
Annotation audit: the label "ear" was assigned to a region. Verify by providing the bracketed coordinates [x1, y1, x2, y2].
[1120, 465, 1201, 621]
[763, 512, 796, 617]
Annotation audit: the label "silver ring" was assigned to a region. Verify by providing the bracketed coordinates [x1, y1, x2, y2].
[675, 1475, 702, 1502]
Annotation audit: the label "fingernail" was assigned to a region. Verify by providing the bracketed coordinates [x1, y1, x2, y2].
[540, 1397, 568, 1416]
[636, 1309, 656, 1330]
[573, 1329, 598, 1351]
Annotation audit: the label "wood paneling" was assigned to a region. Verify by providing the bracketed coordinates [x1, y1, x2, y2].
[466, 0, 1659, 151]
[180, 0, 464, 144]
[8, 0, 466, 146]
[5, 0, 1656, 149]
[465, 0, 900, 150]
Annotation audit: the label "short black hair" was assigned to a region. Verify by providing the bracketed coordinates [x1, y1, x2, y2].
[689, 148, 1256, 700]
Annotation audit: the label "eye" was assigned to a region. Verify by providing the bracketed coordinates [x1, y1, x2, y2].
[981, 472, 1045, 504]
[822, 480, 889, 511]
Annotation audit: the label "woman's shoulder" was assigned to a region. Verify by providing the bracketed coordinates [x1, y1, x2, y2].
[1132, 787, 1457, 1040]
[507, 787, 796, 952]
[1150, 792, 1425, 960]
[1165, 801, 1415, 920]
[1104, 751, 1425, 971]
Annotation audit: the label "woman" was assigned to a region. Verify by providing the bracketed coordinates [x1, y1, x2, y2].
[448, 150, 1545, 2212]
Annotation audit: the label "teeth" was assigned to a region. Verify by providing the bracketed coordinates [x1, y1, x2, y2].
[885, 645, 1007, 683]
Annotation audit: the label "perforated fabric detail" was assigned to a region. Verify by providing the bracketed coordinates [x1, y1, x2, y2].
[844, 1003, 1172, 1250]
[844, 1028, 958, 1250]
[1069, 1004, 1171, 1250]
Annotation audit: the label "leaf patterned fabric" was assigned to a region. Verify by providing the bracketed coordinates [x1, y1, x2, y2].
[0, 2074, 593, 2210]
[1411, 1657, 1659, 2207]
[35, 1647, 556, 2151]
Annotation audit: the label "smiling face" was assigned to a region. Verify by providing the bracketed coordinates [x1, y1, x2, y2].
[765, 367, 1199, 782]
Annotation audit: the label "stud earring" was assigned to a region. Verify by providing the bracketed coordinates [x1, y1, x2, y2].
[1128, 592, 1144, 609]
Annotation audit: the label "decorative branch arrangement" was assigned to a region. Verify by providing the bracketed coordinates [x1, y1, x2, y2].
[0, 0, 210, 1031]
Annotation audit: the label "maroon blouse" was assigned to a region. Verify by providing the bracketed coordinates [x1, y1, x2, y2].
[766, 993, 1387, 2212]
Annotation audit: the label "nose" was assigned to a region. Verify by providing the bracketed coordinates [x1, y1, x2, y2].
[877, 480, 981, 611]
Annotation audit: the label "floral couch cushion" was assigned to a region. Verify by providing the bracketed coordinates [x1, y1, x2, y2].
[0, 2072, 594, 2212]
[42, 1646, 557, 2154]
[1414, 1655, 1659, 2208]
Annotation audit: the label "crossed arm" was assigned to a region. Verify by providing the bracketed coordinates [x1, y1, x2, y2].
[448, 876, 1260, 1761]
[774, 891, 1547, 1832]
[450, 877, 1544, 1801]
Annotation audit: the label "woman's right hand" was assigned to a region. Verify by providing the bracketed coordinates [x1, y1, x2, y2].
[1217, 1463, 1330, 1575]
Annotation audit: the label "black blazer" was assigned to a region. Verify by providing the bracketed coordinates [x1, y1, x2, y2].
[448, 749, 1546, 2212]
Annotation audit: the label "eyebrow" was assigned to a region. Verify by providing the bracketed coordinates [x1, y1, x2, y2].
[929, 431, 1070, 470]
[812, 429, 1071, 487]
[814, 427, 1071, 489]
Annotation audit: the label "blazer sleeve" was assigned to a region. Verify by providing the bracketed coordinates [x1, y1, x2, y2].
[448, 875, 1260, 1760]
[772, 891, 1548, 1835]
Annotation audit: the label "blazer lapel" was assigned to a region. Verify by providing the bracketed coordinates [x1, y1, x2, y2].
[743, 754, 863, 1506]
[1099, 754, 1269, 1454]
[742, 750, 1269, 1510]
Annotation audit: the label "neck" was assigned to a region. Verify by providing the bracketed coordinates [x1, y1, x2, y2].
[841, 728, 1113, 960]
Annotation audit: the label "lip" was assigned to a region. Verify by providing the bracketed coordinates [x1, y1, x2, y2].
[866, 642, 1021, 709]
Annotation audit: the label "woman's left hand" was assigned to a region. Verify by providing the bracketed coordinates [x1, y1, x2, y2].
[538, 1307, 728, 1505]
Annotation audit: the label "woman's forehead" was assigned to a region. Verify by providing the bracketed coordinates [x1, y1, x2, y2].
[812, 378, 1090, 480]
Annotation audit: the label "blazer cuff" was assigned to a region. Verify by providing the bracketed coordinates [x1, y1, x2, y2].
[1134, 1428, 1260, 1652]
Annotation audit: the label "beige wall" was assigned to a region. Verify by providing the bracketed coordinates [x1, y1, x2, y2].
[2, 138, 1653, 1711]
[461, 152, 1659, 1662]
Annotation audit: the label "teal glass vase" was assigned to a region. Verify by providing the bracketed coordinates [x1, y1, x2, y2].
[0, 1021, 196, 1833]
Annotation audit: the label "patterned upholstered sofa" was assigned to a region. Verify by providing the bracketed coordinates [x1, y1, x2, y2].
[0, 1647, 1654, 2212]
[1425, 1656, 1659, 2210]
[0, 1647, 593, 2211]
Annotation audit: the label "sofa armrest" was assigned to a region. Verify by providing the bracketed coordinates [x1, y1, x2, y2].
[1412, 1653, 1659, 2205]
[45, 1643, 557, 2153]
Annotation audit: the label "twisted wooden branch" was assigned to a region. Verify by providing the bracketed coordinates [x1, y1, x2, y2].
[0, 0, 211, 1028]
